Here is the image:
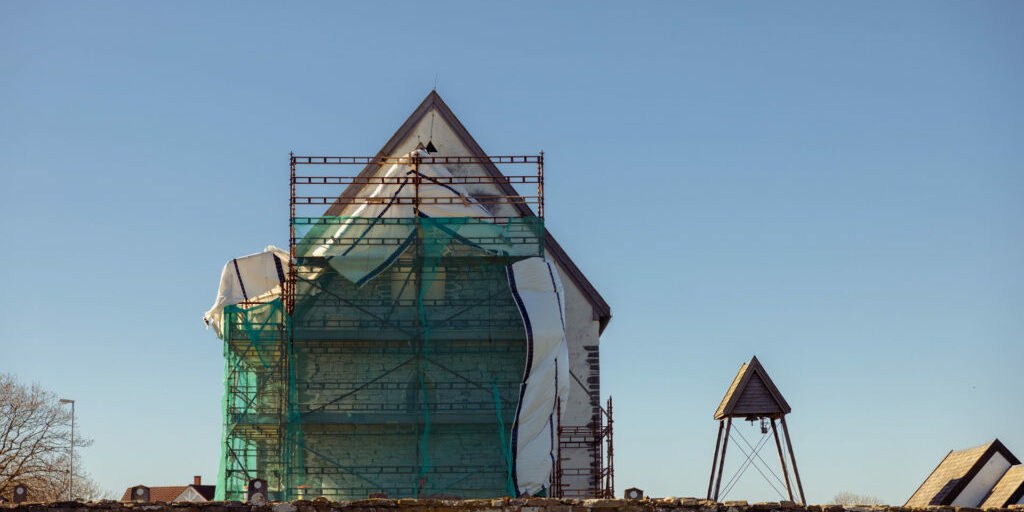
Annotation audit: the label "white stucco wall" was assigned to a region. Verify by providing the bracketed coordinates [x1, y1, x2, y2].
[553, 258, 603, 494]
[337, 109, 523, 220]
[952, 452, 1012, 506]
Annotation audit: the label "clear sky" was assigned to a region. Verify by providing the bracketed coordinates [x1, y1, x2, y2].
[2, 1, 1022, 505]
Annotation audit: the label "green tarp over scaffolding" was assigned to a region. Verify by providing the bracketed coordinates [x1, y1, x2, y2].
[215, 217, 544, 500]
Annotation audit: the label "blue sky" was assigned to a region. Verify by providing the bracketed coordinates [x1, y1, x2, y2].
[2, 1, 1022, 504]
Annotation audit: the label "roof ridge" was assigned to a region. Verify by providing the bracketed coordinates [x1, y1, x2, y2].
[714, 355, 791, 420]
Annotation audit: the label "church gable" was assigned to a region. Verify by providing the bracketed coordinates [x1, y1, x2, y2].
[323, 91, 611, 331]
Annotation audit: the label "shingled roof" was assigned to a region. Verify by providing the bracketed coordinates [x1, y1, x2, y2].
[980, 464, 1024, 508]
[322, 91, 611, 333]
[714, 356, 791, 420]
[905, 439, 1020, 507]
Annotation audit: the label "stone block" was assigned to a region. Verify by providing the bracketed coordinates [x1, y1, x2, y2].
[581, 500, 621, 508]
[525, 500, 561, 507]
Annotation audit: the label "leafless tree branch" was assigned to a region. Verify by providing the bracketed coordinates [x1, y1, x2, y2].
[0, 373, 106, 501]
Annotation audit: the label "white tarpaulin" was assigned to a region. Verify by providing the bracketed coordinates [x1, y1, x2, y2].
[308, 148, 510, 286]
[203, 245, 288, 338]
[203, 149, 567, 496]
[507, 257, 570, 496]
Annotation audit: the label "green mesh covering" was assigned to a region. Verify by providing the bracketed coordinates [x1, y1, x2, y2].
[218, 217, 544, 500]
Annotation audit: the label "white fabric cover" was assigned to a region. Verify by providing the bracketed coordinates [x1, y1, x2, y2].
[203, 150, 568, 497]
[203, 245, 289, 338]
[309, 149, 502, 286]
[507, 257, 570, 496]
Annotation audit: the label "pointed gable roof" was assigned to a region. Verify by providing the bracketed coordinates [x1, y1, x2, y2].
[324, 91, 611, 332]
[714, 356, 791, 420]
[905, 439, 1021, 507]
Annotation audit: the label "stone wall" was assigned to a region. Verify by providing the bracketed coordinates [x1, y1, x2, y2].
[4, 498, 1023, 512]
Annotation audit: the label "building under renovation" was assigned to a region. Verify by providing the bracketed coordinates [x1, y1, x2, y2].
[203, 92, 612, 501]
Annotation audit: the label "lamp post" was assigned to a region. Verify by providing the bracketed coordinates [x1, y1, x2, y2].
[59, 399, 74, 501]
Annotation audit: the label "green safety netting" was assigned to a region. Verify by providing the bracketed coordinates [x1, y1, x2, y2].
[217, 217, 544, 501]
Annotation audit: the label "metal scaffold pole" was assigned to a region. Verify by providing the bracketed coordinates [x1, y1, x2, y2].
[219, 150, 553, 500]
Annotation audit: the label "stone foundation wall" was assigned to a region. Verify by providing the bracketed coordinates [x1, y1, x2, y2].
[4, 498, 1023, 512]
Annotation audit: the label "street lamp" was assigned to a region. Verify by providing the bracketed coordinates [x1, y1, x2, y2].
[59, 399, 74, 501]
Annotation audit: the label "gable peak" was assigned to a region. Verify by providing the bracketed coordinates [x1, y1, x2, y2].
[714, 355, 792, 420]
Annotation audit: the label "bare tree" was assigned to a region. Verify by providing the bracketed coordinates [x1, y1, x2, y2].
[830, 491, 886, 506]
[0, 373, 106, 501]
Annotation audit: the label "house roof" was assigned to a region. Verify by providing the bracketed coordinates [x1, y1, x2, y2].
[119, 485, 215, 502]
[188, 485, 216, 501]
[322, 91, 611, 333]
[981, 464, 1024, 509]
[121, 486, 186, 502]
[714, 356, 791, 420]
[905, 439, 1020, 507]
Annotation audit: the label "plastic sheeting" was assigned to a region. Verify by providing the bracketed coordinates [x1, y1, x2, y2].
[205, 148, 566, 497]
[203, 245, 288, 338]
[305, 149, 514, 286]
[507, 257, 570, 496]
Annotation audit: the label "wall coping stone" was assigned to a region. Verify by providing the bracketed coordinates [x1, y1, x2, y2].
[1, 500, 1021, 512]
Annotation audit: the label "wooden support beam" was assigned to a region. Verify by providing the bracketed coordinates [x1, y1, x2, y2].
[780, 416, 805, 504]
[771, 418, 794, 502]
[707, 420, 725, 500]
[713, 417, 732, 502]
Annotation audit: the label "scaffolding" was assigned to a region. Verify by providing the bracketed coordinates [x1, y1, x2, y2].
[552, 397, 614, 498]
[217, 151, 610, 501]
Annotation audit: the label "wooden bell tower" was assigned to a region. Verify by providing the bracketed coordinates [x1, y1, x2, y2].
[706, 356, 805, 504]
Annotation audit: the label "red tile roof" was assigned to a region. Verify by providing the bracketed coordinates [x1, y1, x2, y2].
[119, 484, 215, 502]
[120, 486, 187, 502]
